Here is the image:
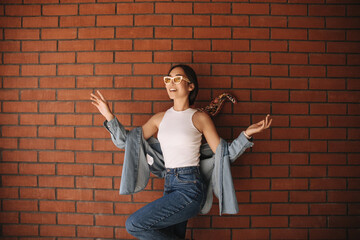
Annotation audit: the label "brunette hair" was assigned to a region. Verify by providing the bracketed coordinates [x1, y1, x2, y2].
[168, 64, 198, 106]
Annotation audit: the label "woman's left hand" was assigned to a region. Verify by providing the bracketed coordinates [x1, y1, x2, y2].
[245, 114, 272, 137]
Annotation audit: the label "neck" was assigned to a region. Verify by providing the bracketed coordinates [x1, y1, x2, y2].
[173, 98, 190, 111]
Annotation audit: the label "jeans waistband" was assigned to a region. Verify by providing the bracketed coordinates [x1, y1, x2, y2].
[165, 166, 200, 174]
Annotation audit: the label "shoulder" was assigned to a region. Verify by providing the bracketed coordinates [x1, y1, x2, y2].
[193, 110, 214, 132]
[151, 111, 166, 127]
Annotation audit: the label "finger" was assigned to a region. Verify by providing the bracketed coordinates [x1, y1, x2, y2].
[91, 93, 100, 102]
[97, 90, 106, 101]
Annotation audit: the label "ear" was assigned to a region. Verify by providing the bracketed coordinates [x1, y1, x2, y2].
[188, 83, 195, 91]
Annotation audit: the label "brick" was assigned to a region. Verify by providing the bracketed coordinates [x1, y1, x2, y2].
[42, 28, 77, 40]
[3, 225, 38, 236]
[40, 53, 75, 64]
[173, 15, 210, 26]
[0, 138, 18, 149]
[291, 140, 327, 152]
[0, 17, 21, 27]
[57, 114, 92, 126]
[77, 226, 113, 238]
[0, 41, 20, 52]
[309, 5, 346, 16]
[289, 17, 324, 28]
[252, 65, 288, 77]
[3, 77, 38, 89]
[6, 5, 41, 16]
[134, 39, 171, 50]
[212, 15, 248, 26]
[94, 165, 121, 177]
[212, 64, 249, 76]
[39, 176, 74, 187]
[290, 90, 326, 102]
[193, 229, 231, 240]
[155, 27, 192, 39]
[155, 3, 192, 13]
[194, 3, 230, 14]
[96, 39, 132, 51]
[233, 179, 269, 191]
[271, 28, 307, 40]
[76, 176, 112, 189]
[272, 229, 308, 240]
[213, 40, 249, 51]
[56, 139, 92, 151]
[329, 191, 360, 203]
[233, 77, 270, 88]
[0, 90, 19, 100]
[327, 17, 360, 28]
[23, 17, 58, 28]
[233, 28, 269, 39]
[40, 77, 75, 88]
[252, 216, 288, 228]
[194, 52, 231, 63]
[328, 66, 360, 78]
[57, 164, 93, 176]
[95, 64, 132, 75]
[43, 4, 78, 15]
[0, 65, 19, 76]
[40, 200, 75, 212]
[251, 16, 287, 27]
[310, 229, 347, 240]
[57, 189, 93, 201]
[38, 126, 74, 138]
[310, 128, 346, 140]
[20, 114, 55, 125]
[21, 89, 56, 101]
[0, 163, 18, 174]
[22, 65, 56, 76]
[133, 63, 170, 75]
[21, 213, 56, 224]
[309, 29, 345, 41]
[59, 40, 94, 51]
[40, 225, 75, 237]
[39, 101, 74, 113]
[272, 128, 308, 140]
[135, 15, 171, 26]
[0, 212, 18, 224]
[194, 27, 231, 39]
[290, 115, 326, 127]
[272, 204, 308, 215]
[252, 166, 289, 177]
[310, 203, 347, 215]
[252, 191, 288, 203]
[19, 163, 55, 175]
[116, 27, 153, 38]
[3, 102, 37, 113]
[253, 90, 289, 101]
[173, 40, 210, 51]
[290, 191, 326, 203]
[233, 3, 269, 14]
[233, 229, 269, 240]
[310, 153, 346, 165]
[80, 3, 115, 15]
[291, 216, 326, 228]
[212, 216, 249, 228]
[77, 52, 113, 63]
[97, 15, 132, 27]
[0, 113, 19, 125]
[5, 29, 40, 40]
[60, 16, 95, 27]
[3, 199, 38, 211]
[58, 64, 93, 76]
[58, 213, 94, 225]
[77, 76, 113, 88]
[272, 4, 307, 15]
[77, 201, 113, 214]
[252, 40, 287, 52]
[328, 42, 360, 53]
[4, 53, 38, 64]
[272, 179, 308, 190]
[310, 178, 346, 190]
[20, 188, 55, 200]
[23, 40, 57, 52]
[79, 27, 114, 39]
[95, 215, 127, 227]
[76, 152, 113, 164]
[117, 3, 153, 14]
[115, 52, 152, 63]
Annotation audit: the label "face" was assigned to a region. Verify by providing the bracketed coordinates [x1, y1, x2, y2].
[165, 67, 194, 101]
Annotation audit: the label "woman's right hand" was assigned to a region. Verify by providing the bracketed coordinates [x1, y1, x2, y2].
[90, 90, 114, 122]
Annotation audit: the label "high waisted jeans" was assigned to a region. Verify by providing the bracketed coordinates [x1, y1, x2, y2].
[125, 166, 206, 240]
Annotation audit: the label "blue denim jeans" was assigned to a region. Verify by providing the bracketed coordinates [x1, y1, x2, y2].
[125, 166, 206, 240]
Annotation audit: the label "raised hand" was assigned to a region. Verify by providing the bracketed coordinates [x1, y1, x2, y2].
[245, 114, 272, 137]
[90, 90, 114, 122]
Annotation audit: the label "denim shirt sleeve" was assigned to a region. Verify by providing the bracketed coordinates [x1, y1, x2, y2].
[228, 131, 254, 163]
[103, 117, 129, 149]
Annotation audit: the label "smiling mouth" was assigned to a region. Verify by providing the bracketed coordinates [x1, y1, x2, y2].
[169, 89, 177, 92]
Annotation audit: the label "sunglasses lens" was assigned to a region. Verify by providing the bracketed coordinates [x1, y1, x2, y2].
[164, 77, 171, 84]
[173, 76, 182, 84]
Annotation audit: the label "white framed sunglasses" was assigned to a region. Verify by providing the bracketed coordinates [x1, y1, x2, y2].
[163, 76, 191, 85]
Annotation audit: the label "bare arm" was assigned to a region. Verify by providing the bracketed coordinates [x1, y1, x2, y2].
[193, 111, 220, 153]
[142, 112, 165, 140]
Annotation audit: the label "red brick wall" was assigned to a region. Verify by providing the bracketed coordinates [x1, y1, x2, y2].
[1, 0, 359, 239]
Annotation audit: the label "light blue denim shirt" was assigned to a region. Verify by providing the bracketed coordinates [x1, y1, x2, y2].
[104, 117, 254, 215]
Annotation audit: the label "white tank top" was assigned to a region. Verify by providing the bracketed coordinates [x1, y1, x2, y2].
[157, 107, 202, 169]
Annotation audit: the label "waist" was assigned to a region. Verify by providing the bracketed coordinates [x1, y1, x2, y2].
[165, 166, 200, 175]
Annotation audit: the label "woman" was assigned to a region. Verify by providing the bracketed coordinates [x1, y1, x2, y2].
[91, 64, 272, 239]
